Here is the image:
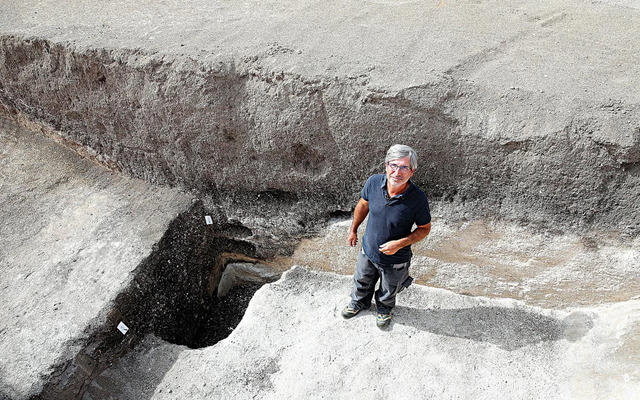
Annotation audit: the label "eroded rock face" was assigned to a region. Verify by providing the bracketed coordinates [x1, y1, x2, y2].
[1, 25, 639, 240]
[217, 263, 281, 298]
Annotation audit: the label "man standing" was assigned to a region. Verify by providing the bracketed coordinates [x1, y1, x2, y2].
[342, 144, 431, 329]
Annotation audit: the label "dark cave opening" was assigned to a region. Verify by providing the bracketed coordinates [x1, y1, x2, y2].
[114, 202, 278, 349]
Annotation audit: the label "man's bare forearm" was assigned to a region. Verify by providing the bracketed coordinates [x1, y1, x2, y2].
[347, 198, 369, 247]
[350, 198, 369, 234]
[397, 223, 431, 246]
[378, 223, 431, 255]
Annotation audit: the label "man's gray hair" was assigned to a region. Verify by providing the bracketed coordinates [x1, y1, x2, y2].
[385, 144, 418, 170]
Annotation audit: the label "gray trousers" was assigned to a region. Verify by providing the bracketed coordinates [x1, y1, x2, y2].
[349, 249, 412, 314]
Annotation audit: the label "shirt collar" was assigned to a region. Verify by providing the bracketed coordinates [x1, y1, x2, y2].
[381, 175, 414, 199]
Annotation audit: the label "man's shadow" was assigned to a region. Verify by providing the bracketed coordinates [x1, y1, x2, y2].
[392, 305, 594, 351]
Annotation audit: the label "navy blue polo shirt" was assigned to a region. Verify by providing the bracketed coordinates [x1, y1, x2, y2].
[361, 174, 431, 265]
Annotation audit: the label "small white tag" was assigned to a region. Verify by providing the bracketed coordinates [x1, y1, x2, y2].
[117, 321, 129, 335]
[205, 216, 213, 225]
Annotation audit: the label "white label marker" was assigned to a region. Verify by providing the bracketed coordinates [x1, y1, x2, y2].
[117, 321, 129, 335]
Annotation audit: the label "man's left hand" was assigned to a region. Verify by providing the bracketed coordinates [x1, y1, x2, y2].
[379, 240, 402, 255]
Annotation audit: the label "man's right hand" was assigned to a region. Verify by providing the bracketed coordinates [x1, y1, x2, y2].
[347, 231, 358, 247]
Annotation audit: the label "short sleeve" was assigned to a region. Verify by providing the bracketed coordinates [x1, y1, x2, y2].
[360, 175, 375, 201]
[415, 195, 431, 226]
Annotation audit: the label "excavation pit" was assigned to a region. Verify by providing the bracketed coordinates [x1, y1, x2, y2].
[30, 195, 284, 399]
[2, 1, 640, 397]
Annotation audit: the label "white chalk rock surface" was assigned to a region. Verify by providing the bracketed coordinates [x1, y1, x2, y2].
[137, 267, 638, 400]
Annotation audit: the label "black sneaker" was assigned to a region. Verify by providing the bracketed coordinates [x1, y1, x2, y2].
[376, 312, 392, 328]
[341, 305, 361, 319]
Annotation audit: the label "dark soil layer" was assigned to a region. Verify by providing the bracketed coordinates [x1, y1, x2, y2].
[2, 35, 639, 239]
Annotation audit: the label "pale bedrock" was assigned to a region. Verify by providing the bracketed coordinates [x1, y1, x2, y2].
[138, 267, 639, 400]
[0, 0, 638, 239]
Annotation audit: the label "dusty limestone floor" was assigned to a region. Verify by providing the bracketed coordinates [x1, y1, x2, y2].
[98, 266, 640, 400]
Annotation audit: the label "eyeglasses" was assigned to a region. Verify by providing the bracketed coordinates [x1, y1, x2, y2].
[386, 162, 412, 172]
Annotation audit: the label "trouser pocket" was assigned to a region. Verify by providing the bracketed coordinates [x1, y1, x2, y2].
[392, 261, 409, 270]
[397, 275, 414, 293]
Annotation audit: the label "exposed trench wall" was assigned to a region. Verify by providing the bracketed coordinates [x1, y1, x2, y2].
[1, 35, 639, 238]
